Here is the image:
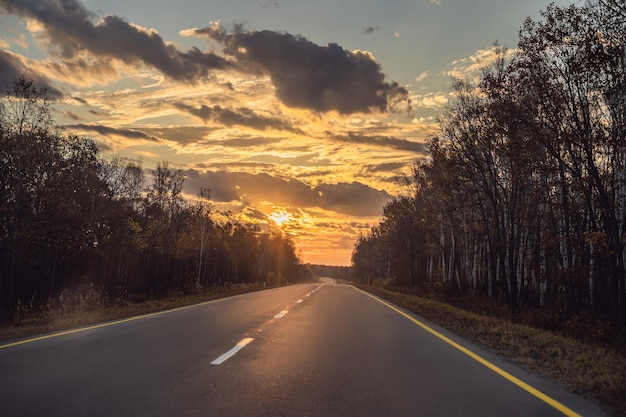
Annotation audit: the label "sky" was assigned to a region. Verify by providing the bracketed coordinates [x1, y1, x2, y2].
[0, 0, 573, 266]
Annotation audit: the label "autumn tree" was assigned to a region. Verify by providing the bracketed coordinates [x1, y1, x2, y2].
[0, 77, 307, 317]
[353, 0, 626, 325]
[0, 77, 109, 311]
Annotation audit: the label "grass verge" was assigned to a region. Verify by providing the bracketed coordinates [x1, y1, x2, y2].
[0, 284, 265, 344]
[357, 284, 626, 417]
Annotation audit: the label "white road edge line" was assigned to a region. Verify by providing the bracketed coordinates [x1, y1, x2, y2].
[211, 338, 255, 365]
[274, 310, 288, 319]
[296, 299, 304, 303]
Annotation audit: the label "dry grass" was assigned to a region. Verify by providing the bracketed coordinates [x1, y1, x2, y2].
[357, 285, 626, 416]
[0, 284, 263, 344]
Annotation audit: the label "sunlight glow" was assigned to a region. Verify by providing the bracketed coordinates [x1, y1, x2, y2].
[269, 209, 291, 227]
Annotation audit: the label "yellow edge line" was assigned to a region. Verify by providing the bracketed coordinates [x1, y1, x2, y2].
[0, 294, 240, 350]
[355, 287, 582, 417]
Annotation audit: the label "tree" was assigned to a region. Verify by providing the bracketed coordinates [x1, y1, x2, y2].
[353, 1, 626, 325]
[0, 77, 109, 312]
[518, 2, 626, 322]
[1, 76, 53, 136]
[0, 78, 307, 316]
[141, 161, 187, 293]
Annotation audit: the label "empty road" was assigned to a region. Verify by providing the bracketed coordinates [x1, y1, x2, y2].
[0, 283, 608, 416]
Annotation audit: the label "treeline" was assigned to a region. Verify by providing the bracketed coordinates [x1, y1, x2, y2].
[307, 264, 352, 281]
[0, 77, 305, 317]
[352, 1, 626, 326]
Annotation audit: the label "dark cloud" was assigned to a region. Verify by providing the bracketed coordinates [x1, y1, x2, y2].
[95, 141, 114, 152]
[362, 162, 407, 174]
[349, 222, 372, 229]
[294, 169, 336, 179]
[0, 0, 231, 82]
[71, 95, 88, 105]
[194, 162, 276, 171]
[173, 102, 302, 133]
[66, 124, 160, 141]
[214, 136, 283, 148]
[243, 207, 269, 222]
[364, 26, 378, 34]
[140, 126, 284, 149]
[139, 126, 216, 146]
[194, 26, 409, 114]
[59, 110, 80, 120]
[331, 132, 427, 153]
[314, 222, 340, 229]
[258, 0, 280, 9]
[184, 170, 390, 216]
[314, 182, 390, 216]
[0, 50, 63, 99]
[242, 152, 326, 167]
[1, 0, 408, 115]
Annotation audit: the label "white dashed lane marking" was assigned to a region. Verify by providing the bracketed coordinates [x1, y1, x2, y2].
[274, 310, 288, 319]
[211, 338, 255, 365]
[212, 285, 322, 365]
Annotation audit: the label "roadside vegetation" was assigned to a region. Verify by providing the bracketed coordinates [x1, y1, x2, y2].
[0, 282, 266, 344]
[358, 284, 626, 416]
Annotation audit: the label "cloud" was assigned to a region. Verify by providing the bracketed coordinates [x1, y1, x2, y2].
[242, 206, 269, 222]
[2, 0, 408, 116]
[66, 123, 160, 141]
[446, 45, 515, 82]
[0, 0, 232, 82]
[71, 95, 88, 105]
[0, 49, 63, 99]
[141, 126, 282, 148]
[417, 92, 449, 108]
[315, 181, 390, 216]
[189, 24, 410, 114]
[88, 109, 108, 116]
[59, 110, 80, 120]
[415, 70, 430, 83]
[213, 136, 284, 148]
[184, 170, 391, 217]
[364, 26, 378, 34]
[35, 54, 122, 87]
[258, 0, 280, 9]
[242, 152, 326, 167]
[361, 162, 407, 174]
[173, 102, 302, 133]
[330, 132, 426, 153]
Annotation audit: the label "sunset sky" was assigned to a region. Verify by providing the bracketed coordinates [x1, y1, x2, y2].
[0, 0, 572, 266]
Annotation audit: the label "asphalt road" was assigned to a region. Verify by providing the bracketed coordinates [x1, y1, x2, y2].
[0, 283, 609, 417]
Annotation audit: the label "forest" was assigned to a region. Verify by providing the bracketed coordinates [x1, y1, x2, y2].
[0, 78, 306, 318]
[352, 0, 626, 328]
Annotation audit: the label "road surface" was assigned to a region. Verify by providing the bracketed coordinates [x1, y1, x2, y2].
[0, 283, 609, 416]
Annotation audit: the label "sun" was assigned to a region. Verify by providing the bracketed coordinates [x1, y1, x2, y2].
[269, 209, 291, 227]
